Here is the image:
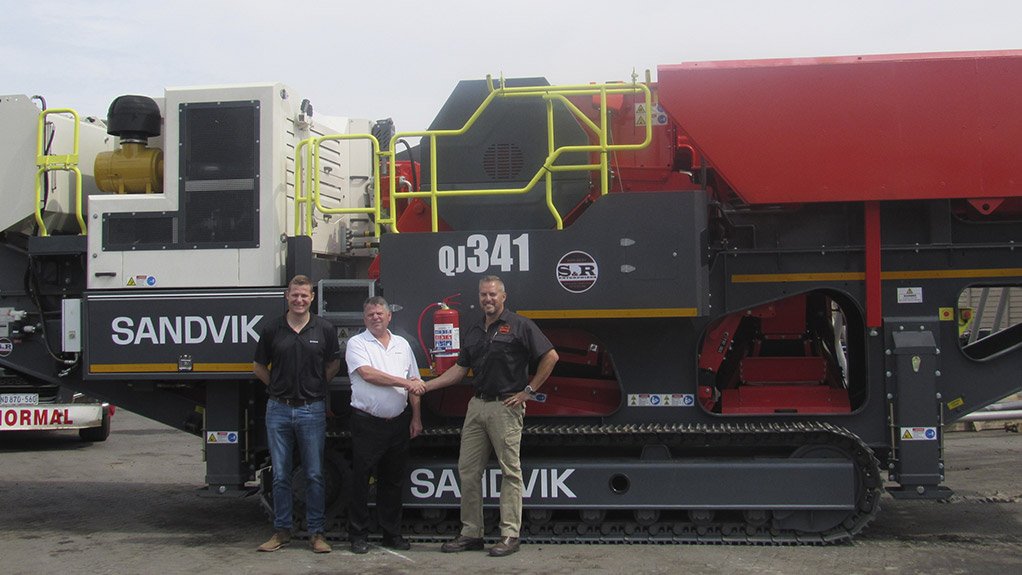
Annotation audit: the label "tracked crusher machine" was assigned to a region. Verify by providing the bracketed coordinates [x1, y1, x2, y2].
[1, 50, 1021, 543]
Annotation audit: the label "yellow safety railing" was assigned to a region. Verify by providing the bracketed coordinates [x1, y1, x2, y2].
[388, 76, 652, 232]
[294, 133, 386, 237]
[35, 108, 87, 236]
[295, 76, 653, 237]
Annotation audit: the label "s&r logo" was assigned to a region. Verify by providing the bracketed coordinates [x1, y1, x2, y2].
[556, 251, 599, 293]
[0, 338, 12, 357]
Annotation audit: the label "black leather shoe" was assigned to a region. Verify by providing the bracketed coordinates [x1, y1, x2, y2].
[381, 535, 411, 550]
[440, 534, 485, 553]
[488, 536, 520, 557]
[350, 537, 369, 554]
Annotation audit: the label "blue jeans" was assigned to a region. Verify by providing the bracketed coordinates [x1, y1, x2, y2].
[265, 398, 327, 533]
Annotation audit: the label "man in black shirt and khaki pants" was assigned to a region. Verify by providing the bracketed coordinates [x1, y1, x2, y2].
[423, 275, 559, 557]
[253, 275, 340, 554]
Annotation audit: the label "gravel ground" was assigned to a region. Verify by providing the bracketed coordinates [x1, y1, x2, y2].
[0, 410, 1019, 575]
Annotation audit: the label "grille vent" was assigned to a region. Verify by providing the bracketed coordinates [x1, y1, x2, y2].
[482, 143, 524, 180]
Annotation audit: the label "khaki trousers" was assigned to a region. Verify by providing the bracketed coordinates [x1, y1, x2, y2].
[458, 396, 525, 538]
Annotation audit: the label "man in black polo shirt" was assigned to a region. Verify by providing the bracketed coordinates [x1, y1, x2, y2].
[253, 275, 340, 554]
[423, 275, 559, 557]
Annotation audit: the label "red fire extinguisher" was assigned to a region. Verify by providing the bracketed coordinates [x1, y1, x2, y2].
[432, 303, 460, 374]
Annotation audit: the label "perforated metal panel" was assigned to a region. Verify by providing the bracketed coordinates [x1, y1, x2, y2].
[482, 143, 524, 180]
[178, 101, 259, 248]
[104, 214, 176, 249]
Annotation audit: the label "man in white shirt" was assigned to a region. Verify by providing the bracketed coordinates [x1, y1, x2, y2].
[345, 296, 425, 553]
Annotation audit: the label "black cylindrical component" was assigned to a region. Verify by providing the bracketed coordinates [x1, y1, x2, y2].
[106, 95, 161, 140]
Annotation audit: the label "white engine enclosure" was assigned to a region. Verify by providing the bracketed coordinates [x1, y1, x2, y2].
[86, 83, 373, 289]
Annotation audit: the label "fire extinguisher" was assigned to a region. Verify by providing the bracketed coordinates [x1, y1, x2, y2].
[417, 294, 461, 375]
[432, 303, 460, 374]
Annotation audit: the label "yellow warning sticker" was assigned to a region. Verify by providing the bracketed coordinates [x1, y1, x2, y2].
[205, 431, 239, 444]
[634, 103, 669, 126]
[947, 397, 965, 410]
[900, 427, 937, 441]
[938, 307, 954, 321]
[126, 277, 136, 286]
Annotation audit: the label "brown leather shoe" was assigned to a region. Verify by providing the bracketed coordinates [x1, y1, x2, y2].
[488, 536, 520, 557]
[440, 534, 485, 553]
[310, 533, 332, 553]
[257, 530, 291, 552]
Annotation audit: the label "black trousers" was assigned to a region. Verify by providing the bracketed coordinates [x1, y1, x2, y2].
[349, 408, 411, 538]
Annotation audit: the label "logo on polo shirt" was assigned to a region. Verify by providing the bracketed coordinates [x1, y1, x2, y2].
[499, 324, 511, 334]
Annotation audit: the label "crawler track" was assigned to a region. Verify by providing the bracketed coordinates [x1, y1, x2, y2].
[271, 421, 883, 544]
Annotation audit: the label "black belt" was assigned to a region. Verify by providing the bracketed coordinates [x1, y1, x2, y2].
[352, 407, 407, 421]
[474, 391, 517, 402]
[272, 397, 321, 407]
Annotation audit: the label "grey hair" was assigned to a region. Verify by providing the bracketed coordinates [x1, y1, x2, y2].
[479, 275, 505, 292]
[363, 295, 390, 310]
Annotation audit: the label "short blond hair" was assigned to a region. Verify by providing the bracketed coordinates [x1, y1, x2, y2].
[288, 275, 312, 289]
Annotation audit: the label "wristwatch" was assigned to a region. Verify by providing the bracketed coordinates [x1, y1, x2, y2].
[524, 385, 535, 394]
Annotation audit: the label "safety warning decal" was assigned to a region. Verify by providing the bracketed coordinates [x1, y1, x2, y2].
[126, 275, 157, 288]
[628, 393, 695, 407]
[206, 431, 239, 444]
[896, 287, 923, 304]
[634, 103, 669, 126]
[900, 427, 937, 441]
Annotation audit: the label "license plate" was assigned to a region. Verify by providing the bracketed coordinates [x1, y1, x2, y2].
[0, 393, 40, 406]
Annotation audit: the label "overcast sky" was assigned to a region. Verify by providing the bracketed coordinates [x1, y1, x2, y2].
[4, 0, 1019, 131]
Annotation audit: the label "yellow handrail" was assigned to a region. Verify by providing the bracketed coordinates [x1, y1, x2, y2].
[294, 138, 310, 235]
[294, 76, 653, 237]
[386, 77, 652, 232]
[294, 133, 388, 238]
[35, 108, 86, 236]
